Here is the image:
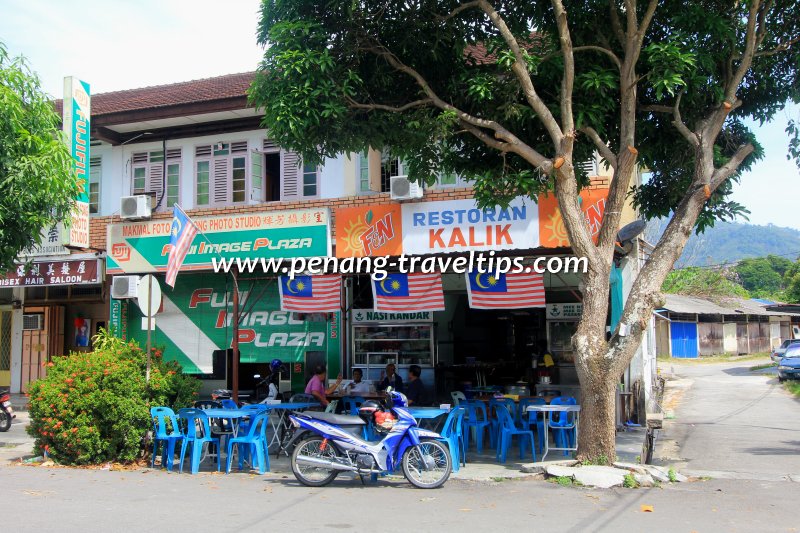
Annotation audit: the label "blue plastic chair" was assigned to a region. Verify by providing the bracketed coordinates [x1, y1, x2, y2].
[462, 401, 491, 454]
[495, 406, 536, 463]
[519, 397, 547, 452]
[237, 404, 270, 435]
[342, 396, 366, 415]
[220, 399, 239, 410]
[178, 408, 221, 474]
[450, 391, 466, 406]
[226, 412, 270, 474]
[549, 396, 577, 456]
[489, 398, 516, 447]
[150, 407, 185, 472]
[439, 407, 466, 472]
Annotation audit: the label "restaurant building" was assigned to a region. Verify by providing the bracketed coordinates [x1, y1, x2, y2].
[1, 72, 657, 422]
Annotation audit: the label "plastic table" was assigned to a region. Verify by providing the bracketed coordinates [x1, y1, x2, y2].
[525, 404, 581, 461]
[263, 402, 320, 454]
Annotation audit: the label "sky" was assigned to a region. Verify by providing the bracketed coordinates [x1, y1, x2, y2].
[2, 0, 798, 231]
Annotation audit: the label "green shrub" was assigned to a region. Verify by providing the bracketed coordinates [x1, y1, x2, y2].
[623, 473, 639, 488]
[27, 330, 199, 465]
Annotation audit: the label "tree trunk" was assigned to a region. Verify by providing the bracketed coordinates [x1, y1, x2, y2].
[575, 365, 617, 462]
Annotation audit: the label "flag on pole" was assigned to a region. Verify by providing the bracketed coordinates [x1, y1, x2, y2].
[372, 273, 445, 312]
[465, 270, 546, 309]
[278, 274, 342, 313]
[165, 205, 199, 288]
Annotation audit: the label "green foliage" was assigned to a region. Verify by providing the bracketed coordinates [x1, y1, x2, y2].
[735, 255, 795, 299]
[26, 330, 199, 465]
[623, 473, 639, 488]
[668, 468, 677, 483]
[556, 476, 573, 487]
[662, 267, 750, 299]
[581, 453, 611, 466]
[0, 42, 79, 271]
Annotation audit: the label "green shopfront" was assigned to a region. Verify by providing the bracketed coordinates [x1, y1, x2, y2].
[106, 207, 340, 395]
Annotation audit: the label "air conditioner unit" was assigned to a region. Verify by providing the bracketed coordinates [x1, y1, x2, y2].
[111, 275, 141, 299]
[120, 195, 152, 220]
[22, 314, 44, 331]
[390, 176, 423, 200]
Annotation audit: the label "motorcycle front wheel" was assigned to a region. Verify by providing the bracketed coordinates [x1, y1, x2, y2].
[402, 439, 451, 489]
[0, 410, 11, 432]
[291, 436, 341, 487]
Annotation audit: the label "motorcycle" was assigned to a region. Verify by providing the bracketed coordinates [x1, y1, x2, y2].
[0, 388, 15, 432]
[287, 388, 451, 489]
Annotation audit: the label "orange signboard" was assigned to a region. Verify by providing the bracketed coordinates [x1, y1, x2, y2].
[335, 204, 403, 257]
[538, 188, 609, 247]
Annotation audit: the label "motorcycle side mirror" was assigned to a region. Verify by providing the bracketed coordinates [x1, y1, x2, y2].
[385, 386, 393, 394]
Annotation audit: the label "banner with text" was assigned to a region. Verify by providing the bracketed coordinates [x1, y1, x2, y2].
[107, 207, 331, 274]
[1, 258, 102, 287]
[335, 204, 403, 258]
[62, 76, 91, 249]
[538, 188, 608, 247]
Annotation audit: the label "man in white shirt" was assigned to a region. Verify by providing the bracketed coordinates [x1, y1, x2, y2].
[346, 368, 371, 394]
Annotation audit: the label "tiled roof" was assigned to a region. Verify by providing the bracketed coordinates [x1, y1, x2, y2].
[55, 71, 255, 117]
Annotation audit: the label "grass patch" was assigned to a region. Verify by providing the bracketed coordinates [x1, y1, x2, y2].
[623, 473, 639, 488]
[668, 468, 677, 483]
[580, 454, 612, 466]
[750, 362, 777, 371]
[658, 352, 771, 365]
[783, 381, 800, 398]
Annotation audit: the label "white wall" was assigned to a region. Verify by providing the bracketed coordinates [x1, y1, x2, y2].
[95, 129, 349, 217]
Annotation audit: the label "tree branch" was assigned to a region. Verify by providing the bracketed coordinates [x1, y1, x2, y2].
[459, 121, 513, 152]
[476, 0, 563, 146]
[365, 44, 554, 172]
[579, 126, 617, 168]
[573, 46, 622, 70]
[753, 35, 800, 57]
[435, 1, 481, 21]
[346, 97, 433, 112]
[672, 92, 699, 147]
[608, 1, 626, 47]
[552, 0, 575, 134]
[710, 143, 755, 190]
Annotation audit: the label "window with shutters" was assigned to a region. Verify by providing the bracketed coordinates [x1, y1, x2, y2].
[261, 139, 318, 201]
[358, 149, 401, 193]
[435, 171, 471, 188]
[89, 157, 101, 214]
[194, 141, 249, 207]
[358, 151, 370, 193]
[131, 149, 181, 210]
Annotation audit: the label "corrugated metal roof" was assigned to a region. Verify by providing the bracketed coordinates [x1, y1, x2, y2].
[661, 294, 798, 317]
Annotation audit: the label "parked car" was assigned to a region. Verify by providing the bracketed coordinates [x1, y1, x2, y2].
[777, 345, 800, 382]
[771, 339, 800, 363]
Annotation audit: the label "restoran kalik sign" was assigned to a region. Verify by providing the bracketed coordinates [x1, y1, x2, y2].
[401, 198, 538, 254]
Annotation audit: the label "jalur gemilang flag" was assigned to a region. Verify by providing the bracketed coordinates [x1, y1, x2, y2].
[465, 270, 546, 309]
[372, 273, 445, 312]
[279, 274, 342, 313]
[165, 205, 199, 288]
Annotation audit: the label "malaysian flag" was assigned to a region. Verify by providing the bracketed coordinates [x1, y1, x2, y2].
[465, 270, 546, 309]
[165, 205, 199, 288]
[372, 273, 445, 312]
[278, 274, 342, 313]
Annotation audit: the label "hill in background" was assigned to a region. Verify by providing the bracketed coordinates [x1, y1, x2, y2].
[645, 220, 800, 267]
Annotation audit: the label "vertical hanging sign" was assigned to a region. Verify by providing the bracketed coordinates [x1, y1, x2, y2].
[62, 76, 91, 249]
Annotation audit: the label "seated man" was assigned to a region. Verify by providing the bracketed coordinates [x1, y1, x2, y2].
[346, 368, 370, 394]
[304, 364, 342, 407]
[405, 365, 427, 406]
[377, 363, 403, 392]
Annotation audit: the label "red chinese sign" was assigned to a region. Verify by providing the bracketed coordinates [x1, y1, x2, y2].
[1, 259, 102, 287]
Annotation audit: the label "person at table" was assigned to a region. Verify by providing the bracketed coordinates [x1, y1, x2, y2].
[405, 365, 427, 406]
[346, 368, 370, 394]
[377, 363, 403, 393]
[305, 364, 342, 407]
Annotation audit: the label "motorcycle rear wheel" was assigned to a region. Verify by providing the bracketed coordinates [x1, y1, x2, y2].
[291, 436, 341, 487]
[0, 410, 11, 432]
[402, 439, 451, 489]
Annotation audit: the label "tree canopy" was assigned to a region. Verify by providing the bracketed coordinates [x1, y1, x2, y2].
[0, 42, 79, 271]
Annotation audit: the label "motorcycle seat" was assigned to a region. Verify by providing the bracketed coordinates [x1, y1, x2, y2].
[299, 411, 365, 426]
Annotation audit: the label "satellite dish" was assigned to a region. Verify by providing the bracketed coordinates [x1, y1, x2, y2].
[617, 219, 647, 243]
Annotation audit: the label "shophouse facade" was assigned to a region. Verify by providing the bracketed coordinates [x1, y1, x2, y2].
[2, 72, 656, 422]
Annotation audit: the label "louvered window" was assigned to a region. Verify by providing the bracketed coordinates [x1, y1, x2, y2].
[89, 157, 101, 214]
[195, 141, 251, 207]
[261, 138, 318, 201]
[131, 149, 181, 211]
[577, 158, 598, 176]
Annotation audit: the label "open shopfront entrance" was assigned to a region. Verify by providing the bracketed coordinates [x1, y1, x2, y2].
[346, 268, 587, 403]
